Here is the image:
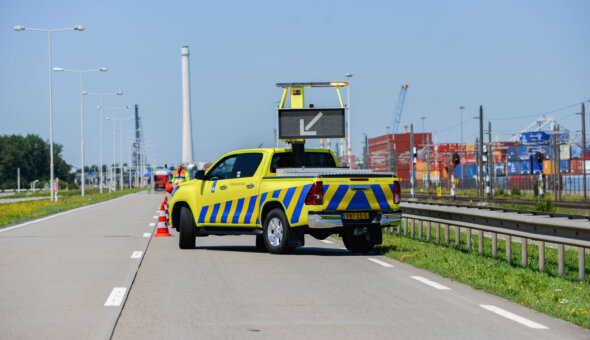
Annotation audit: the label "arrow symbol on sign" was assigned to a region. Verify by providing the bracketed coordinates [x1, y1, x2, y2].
[300, 111, 323, 136]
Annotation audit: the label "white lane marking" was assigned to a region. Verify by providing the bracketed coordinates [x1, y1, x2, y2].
[149, 222, 156, 227]
[156, 210, 160, 213]
[153, 215, 158, 219]
[321, 240, 334, 244]
[480, 305, 549, 329]
[143, 233, 151, 238]
[0, 195, 130, 233]
[131, 251, 143, 259]
[368, 258, 394, 268]
[104, 287, 127, 306]
[410, 276, 451, 290]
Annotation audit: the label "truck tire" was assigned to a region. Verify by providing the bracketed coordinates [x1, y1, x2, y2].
[263, 208, 293, 254]
[343, 231, 374, 253]
[255, 235, 267, 251]
[179, 206, 196, 249]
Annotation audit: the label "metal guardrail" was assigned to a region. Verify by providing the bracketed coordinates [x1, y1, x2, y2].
[397, 202, 590, 281]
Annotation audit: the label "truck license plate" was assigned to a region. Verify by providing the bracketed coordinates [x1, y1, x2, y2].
[344, 212, 369, 220]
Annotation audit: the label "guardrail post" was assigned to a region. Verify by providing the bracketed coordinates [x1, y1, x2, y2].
[506, 235, 512, 263]
[455, 226, 460, 248]
[579, 247, 586, 282]
[418, 220, 423, 240]
[466, 228, 472, 252]
[558, 244, 565, 276]
[435, 223, 440, 244]
[403, 218, 408, 236]
[426, 221, 431, 242]
[398, 219, 402, 236]
[444, 224, 449, 246]
[491, 232, 497, 258]
[539, 241, 545, 271]
[521, 238, 528, 268]
[478, 230, 484, 255]
[410, 219, 415, 239]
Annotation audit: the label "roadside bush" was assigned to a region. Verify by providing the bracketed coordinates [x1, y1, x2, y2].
[535, 197, 555, 212]
[511, 187, 521, 196]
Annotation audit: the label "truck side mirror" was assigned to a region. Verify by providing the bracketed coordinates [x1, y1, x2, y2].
[195, 170, 205, 180]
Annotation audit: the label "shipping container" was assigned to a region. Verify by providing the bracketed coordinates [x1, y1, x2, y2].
[571, 144, 582, 159]
[560, 145, 570, 160]
[571, 159, 583, 173]
[493, 162, 506, 177]
[456, 164, 477, 178]
[507, 146, 520, 161]
[519, 160, 531, 175]
[519, 131, 550, 145]
[543, 160, 552, 175]
[507, 161, 520, 175]
[531, 158, 543, 175]
[560, 160, 570, 173]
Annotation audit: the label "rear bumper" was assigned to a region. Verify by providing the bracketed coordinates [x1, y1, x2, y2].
[307, 210, 402, 229]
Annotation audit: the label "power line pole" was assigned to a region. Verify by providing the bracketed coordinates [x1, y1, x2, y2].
[582, 102, 587, 201]
[363, 134, 368, 170]
[426, 133, 431, 192]
[488, 121, 493, 199]
[410, 124, 415, 199]
[478, 105, 484, 201]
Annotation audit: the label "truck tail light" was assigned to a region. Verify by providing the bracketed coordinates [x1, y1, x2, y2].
[305, 181, 323, 205]
[393, 181, 401, 204]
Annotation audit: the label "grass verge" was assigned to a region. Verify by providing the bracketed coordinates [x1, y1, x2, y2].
[374, 226, 590, 329]
[0, 187, 148, 227]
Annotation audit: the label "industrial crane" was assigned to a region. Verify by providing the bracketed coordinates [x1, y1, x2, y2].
[392, 83, 409, 134]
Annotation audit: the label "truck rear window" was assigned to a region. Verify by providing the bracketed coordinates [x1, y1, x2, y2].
[270, 152, 336, 173]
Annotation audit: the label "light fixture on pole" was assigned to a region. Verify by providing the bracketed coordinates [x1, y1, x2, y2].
[14, 24, 85, 201]
[53, 67, 107, 197]
[83, 91, 124, 193]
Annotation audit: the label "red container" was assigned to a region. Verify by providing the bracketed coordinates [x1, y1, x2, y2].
[571, 159, 583, 174]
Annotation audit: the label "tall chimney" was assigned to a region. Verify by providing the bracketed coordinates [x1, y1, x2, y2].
[181, 46, 194, 165]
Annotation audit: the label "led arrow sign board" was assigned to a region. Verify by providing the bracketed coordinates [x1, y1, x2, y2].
[278, 108, 345, 139]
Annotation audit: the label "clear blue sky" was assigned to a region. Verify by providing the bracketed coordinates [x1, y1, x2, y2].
[1, 0, 589, 168]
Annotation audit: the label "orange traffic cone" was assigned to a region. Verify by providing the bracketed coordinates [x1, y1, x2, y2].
[153, 203, 173, 237]
[163, 195, 168, 203]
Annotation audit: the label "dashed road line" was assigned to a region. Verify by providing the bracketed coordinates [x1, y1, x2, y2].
[321, 240, 334, 244]
[131, 251, 143, 259]
[410, 276, 451, 290]
[143, 233, 151, 238]
[104, 287, 127, 307]
[149, 222, 156, 227]
[480, 305, 549, 329]
[368, 258, 394, 268]
[153, 215, 158, 219]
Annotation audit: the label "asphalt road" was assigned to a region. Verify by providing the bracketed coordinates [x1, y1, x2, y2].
[1, 191, 589, 339]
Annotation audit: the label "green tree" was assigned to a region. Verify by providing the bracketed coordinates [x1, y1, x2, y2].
[0, 134, 73, 190]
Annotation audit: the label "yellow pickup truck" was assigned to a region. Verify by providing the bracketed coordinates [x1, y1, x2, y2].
[168, 148, 401, 254]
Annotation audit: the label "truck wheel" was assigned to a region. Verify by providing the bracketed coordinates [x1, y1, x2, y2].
[263, 208, 293, 254]
[343, 231, 374, 253]
[179, 206, 196, 249]
[255, 235, 267, 251]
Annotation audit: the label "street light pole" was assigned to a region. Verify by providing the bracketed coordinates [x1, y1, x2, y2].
[345, 73, 353, 167]
[13, 25, 85, 201]
[53, 67, 107, 197]
[83, 91, 124, 193]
